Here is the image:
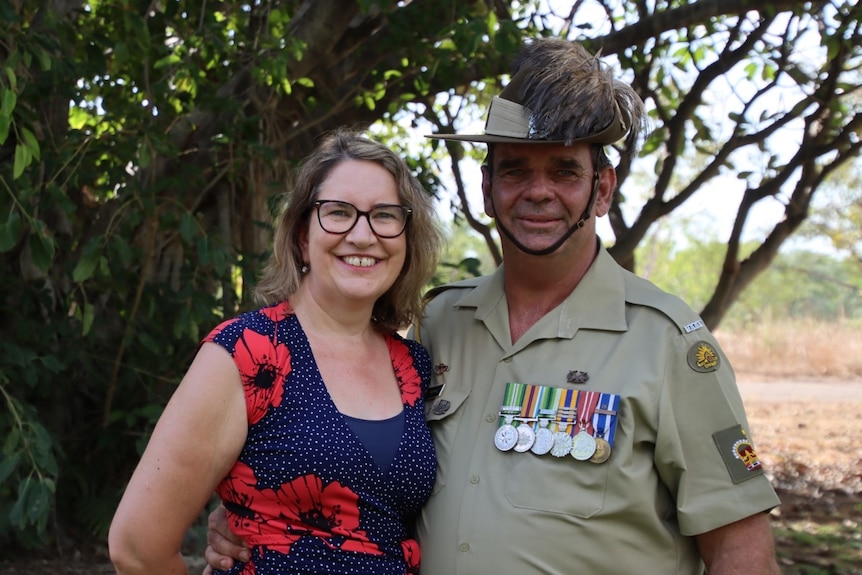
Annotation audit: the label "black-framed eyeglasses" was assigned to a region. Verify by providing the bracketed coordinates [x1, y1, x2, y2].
[312, 200, 412, 239]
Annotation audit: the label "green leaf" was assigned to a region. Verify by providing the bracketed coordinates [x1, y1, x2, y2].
[179, 212, 198, 243]
[21, 126, 40, 161]
[3, 66, 17, 91]
[36, 47, 51, 72]
[9, 477, 32, 527]
[3, 429, 21, 456]
[0, 87, 15, 115]
[33, 443, 58, 477]
[0, 113, 10, 146]
[0, 453, 21, 484]
[27, 225, 55, 272]
[13, 142, 30, 179]
[73, 240, 102, 282]
[0, 210, 22, 252]
[111, 235, 133, 268]
[24, 479, 50, 523]
[82, 302, 95, 336]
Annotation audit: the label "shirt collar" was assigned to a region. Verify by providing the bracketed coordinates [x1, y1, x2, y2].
[451, 242, 628, 341]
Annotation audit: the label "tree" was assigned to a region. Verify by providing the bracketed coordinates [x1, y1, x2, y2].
[799, 159, 862, 268]
[0, 0, 859, 549]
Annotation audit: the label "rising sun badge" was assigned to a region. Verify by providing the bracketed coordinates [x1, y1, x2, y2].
[687, 341, 720, 373]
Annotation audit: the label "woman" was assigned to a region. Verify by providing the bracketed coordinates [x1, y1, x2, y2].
[108, 129, 444, 575]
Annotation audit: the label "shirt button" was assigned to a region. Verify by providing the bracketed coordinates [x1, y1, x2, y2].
[485, 415, 496, 423]
[460, 542, 470, 552]
[470, 475, 479, 484]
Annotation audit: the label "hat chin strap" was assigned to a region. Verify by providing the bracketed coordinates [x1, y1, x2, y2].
[492, 171, 600, 257]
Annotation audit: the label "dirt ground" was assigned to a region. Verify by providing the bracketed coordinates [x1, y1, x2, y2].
[737, 376, 862, 574]
[1, 375, 860, 574]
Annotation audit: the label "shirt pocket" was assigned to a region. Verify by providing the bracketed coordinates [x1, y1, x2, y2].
[424, 389, 470, 496]
[503, 446, 610, 519]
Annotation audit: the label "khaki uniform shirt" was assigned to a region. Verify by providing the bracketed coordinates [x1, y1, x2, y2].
[413, 246, 779, 575]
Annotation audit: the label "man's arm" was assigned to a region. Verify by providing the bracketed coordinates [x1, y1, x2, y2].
[201, 504, 251, 575]
[695, 512, 779, 574]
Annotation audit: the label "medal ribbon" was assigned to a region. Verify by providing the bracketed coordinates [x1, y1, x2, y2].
[556, 387, 577, 435]
[593, 393, 621, 446]
[575, 390, 601, 435]
[500, 382, 527, 425]
[520, 384, 539, 420]
[538, 385, 558, 413]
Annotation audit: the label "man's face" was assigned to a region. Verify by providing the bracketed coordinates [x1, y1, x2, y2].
[482, 142, 612, 256]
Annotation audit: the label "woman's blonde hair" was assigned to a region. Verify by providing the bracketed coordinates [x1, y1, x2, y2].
[255, 128, 443, 332]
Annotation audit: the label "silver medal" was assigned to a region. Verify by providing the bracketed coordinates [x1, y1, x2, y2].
[513, 422, 536, 452]
[531, 423, 555, 455]
[494, 415, 518, 451]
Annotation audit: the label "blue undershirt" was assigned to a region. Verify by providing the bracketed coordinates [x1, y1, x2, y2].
[342, 410, 405, 470]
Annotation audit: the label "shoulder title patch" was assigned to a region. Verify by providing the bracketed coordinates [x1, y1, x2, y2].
[687, 340, 720, 372]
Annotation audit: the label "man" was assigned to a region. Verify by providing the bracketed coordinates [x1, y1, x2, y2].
[204, 38, 780, 574]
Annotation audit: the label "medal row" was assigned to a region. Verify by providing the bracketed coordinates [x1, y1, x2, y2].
[494, 383, 621, 464]
[494, 417, 612, 463]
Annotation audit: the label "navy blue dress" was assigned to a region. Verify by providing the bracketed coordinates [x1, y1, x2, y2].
[204, 302, 436, 574]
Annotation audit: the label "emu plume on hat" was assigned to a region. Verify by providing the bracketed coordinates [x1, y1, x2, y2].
[430, 39, 645, 151]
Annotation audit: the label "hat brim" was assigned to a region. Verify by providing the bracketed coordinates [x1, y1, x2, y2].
[426, 93, 628, 146]
[425, 132, 610, 145]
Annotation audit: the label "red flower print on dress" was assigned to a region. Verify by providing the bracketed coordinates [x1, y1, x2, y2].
[386, 336, 422, 407]
[236, 558, 256, 575]
[217, 461, 266, 537]
[234, 328, 291, 424]
[270, 474, 385, 556]
[401, 538, 421, 574]
[261, 301, 294, 323]
[219, 467, 384, 558]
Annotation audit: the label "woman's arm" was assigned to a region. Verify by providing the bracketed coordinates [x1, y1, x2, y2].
[109, 343, 247, 575]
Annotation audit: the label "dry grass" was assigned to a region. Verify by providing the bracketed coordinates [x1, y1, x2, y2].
[716, 318, 862, 379]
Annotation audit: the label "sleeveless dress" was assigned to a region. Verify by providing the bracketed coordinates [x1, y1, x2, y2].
[203, 302, 436, 574]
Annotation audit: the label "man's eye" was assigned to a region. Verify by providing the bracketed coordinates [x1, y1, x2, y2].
[501, 169, 524, 177]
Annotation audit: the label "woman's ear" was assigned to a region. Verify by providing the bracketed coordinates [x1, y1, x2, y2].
[299, 223, 310, 263]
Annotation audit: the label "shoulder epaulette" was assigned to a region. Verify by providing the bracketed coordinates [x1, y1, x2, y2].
[414, 277, 483, 346]
[623, 271, 707, 336]
[423, 276, 483, 302]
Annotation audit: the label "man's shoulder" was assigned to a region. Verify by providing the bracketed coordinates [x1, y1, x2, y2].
[621, 270, 707, 335]
[423, 276, 486, 304]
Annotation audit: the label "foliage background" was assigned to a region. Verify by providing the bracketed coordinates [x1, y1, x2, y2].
[0, 0, 860, 553]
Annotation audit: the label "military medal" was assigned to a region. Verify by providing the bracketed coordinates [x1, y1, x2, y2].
[496, 383, 528, 452]
[550, 408, 576, 458]
[494, 414, 518, 451]
[550, 421, 573, 457]
[570, 429, 596, 460]
[570, 391, 600, 460]
[513, 419, 536, 452]
[590, 393, 620, 461]
[589, 435, 611, 464]
[513, 385, 539, 452]
[531, 408, 556, 455]
[551, 389, 577, 457]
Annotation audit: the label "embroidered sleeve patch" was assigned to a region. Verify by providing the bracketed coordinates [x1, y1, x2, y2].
[687, 341, 720, 372]
[713, 425, 765, 484]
